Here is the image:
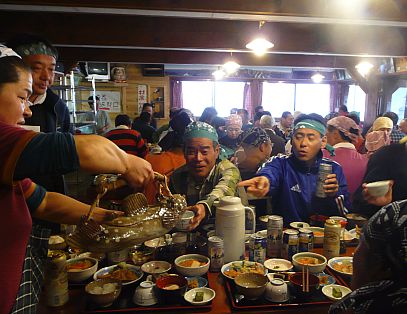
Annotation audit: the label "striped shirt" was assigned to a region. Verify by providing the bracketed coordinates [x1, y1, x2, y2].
[105, 125, 148, 158]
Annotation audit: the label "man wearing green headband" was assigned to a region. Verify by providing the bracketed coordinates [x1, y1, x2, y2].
[170, 121, 241, 230]
[239, 113, 350, 225]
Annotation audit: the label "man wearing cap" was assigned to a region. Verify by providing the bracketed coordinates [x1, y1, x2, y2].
[170, 121, 241, 230]
[239, 114, 350, 225]
[7, 34, 71, 134]
[324, 116, 368, 200]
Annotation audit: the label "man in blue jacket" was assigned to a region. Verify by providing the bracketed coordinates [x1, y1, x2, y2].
[239, 113, 350, 225]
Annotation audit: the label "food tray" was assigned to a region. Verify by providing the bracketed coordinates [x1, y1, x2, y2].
[83, 273, 213, 313]
[224, 272, 345, 311]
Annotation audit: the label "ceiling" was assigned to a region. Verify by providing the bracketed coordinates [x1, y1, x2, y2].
[0, 0, 406, 72]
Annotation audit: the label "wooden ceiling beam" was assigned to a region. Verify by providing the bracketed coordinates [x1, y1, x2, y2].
[57, 47, 354, 69]
[1, 0, 406, 21]
[0, 11, 405, 57]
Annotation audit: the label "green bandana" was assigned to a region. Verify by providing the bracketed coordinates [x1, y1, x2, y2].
[14, 43, 57, 59]
[294, 119, 326, 136]
[184, 121, 218, 143]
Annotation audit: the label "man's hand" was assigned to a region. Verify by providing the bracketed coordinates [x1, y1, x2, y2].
[362, 180, 393, 206]
[185, 204, 206, 231]
[93, 208, 125, 223]
[122, 155, 155, 189]
[238, 176, 270, 198]
[323, 174, 339, 197]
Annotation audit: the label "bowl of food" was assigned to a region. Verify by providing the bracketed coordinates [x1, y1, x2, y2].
[155, 274, 188, 303]
[305, 227, 324, 245]
[94, 263, 143, 286]
[184, 287, 215, 305]
[316, 272, 336, 286]
[322, 284, 352, 301]
[234, 273, 268, 300]
[365, 180, 391, 197]
[221, 260, 267, 280]
[66, 257, 98, 283]
[185, 276, 208, 289]
[141, 260, 172, 276]
[288, 272, 320, 298]
[174, 254, 210, 277]
[292, 252, 327, 274]
[85, 278, 122, 307]
[328, 257, 353, 277]
[289, 222, 310, 230]
[48, 235, 67, 251]
[264, 258, 293, 272]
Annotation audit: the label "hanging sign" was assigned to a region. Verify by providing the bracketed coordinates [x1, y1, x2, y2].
[96, 91, 121, 112]
[137, 84, 148, 113]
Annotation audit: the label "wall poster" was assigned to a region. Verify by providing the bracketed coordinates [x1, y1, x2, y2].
[137, 84, 148, 114]
[96, 91, 121, 112]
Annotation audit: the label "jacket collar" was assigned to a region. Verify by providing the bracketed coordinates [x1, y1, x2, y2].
[290, 150, 323, 173]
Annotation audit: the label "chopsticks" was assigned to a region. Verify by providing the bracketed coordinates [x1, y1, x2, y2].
[302, 265, 309, 292]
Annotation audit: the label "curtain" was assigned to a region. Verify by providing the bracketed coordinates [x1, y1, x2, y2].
[243, 82, 252, 118]
[171, 79, 183, 109]
[251, 80, 263, 115]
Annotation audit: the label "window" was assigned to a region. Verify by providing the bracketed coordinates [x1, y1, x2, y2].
[182, 81, 245, 117]
[262, 82, 330, 117]
[262, 82, 295, 117]
[347, 85, 366, 121]
[390, 87, 407, 119]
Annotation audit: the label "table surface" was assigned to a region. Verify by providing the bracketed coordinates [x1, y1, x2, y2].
[38, 246, 355, 314]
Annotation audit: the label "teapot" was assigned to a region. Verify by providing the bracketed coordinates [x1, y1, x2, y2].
[215, 196, 255, 262]
[111, 67, 126, 82]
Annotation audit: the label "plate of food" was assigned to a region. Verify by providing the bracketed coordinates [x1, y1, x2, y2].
[221, 260, 267, 280]
[94, 262, 143, 286]
[316, 272, 336, 286]
[327, 257, 353, 277]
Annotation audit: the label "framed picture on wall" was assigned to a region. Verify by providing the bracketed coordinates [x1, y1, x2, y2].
[151, 87, 165, 118]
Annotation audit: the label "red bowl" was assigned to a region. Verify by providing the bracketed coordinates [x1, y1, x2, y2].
[288, 272, 319, 298]
[155, 274, 187, 303]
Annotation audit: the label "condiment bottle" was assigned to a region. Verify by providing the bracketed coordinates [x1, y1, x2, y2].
[323, 219, 341, 259]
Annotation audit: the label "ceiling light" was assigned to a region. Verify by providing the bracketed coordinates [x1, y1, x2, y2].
[355, 61, 373, 77]
[212, 69, 226, 80]
[222, 60, 240, 75]
[246, 21, 274, 56]
[246, 38, 274, 56]
[311, 73, 325, 83]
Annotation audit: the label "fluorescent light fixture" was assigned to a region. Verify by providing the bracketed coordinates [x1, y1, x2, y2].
[212, 69, 226, 80]
[222, 60, 240, 74]
[246, 38, 274, 56]
[311, 73, 325, 83]
[355, 61, 374, 77]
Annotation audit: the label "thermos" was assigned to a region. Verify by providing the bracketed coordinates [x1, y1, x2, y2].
[215, 196, 255, 262]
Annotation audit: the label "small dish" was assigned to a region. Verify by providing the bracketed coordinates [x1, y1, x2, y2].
[185, 276, 208, 289]
[327, 257, 353, 277]
[264, 258, 293, 272]
[94, 264, 143, 286]
[141, 260, 171, 275]
[289, 222, 310, 230]
[184, 287, 215, 305]
[316, 272, 336, 286]
[322, 284, 352, 301]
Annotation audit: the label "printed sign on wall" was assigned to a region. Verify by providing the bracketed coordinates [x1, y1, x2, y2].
[96, 91, 121, 112]
[137, 84, 148, 114]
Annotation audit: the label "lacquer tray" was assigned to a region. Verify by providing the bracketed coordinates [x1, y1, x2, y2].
[224, 271, 344, 311]
[83, 273, 212, 313]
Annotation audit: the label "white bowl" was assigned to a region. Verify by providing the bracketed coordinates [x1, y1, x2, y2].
[289, 222, 310, 230]
[292, 252, 327, 274]
[133, 280, 158, 306]
[94, 264, 143, 286]
[66, 257, 98, 283]
[365, 180, 391, 197]
[322, 284, 352, 301]
[305, 227, 324, 245]
[327, 257, 353, 277]
[174, 254, 210, 277]
[221, 261, 267, 280]
[264, 259, 293, 272]
[184, 287, 215, 305]
[141, 260, 171, 275]
[175, 210, 194, 231]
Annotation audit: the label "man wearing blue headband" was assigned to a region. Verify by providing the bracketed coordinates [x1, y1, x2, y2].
[239, 113, 350, 225]
[170, 121, 241, 230]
